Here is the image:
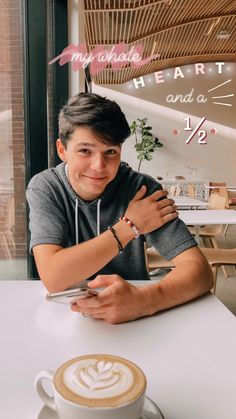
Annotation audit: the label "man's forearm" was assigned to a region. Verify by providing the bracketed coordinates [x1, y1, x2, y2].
[142, 259, 213, 316]
[35, 221, 134, 292]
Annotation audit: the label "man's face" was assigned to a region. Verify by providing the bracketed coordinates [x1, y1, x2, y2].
[57, 126, 121, 201]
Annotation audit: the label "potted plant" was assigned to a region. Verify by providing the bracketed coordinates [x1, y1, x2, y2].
[130, 118, 163, 172]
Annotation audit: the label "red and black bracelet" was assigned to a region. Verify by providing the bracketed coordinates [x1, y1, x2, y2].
[119, 216, 140, 239]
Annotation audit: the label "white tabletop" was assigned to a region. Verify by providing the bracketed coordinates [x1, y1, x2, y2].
[1, 280, 236, 419]
[170, 196, 208, 209]
[179, 209, 236, 225]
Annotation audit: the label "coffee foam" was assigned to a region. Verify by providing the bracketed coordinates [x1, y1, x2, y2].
[54, 354, 146, 408]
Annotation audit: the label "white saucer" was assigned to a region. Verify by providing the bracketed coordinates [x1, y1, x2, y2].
[37, 395, 164, 419]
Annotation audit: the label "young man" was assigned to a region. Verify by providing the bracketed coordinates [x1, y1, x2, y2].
[26, 93, 213, 323]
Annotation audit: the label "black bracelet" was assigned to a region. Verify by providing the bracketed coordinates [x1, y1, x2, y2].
[108, 226, 123, 254]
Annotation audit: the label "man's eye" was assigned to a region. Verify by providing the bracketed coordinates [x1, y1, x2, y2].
[79, 149, 90, 154]
[105, 149, 117, 155]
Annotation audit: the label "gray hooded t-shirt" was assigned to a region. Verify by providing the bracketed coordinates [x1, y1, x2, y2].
[26, 161, 196, 282]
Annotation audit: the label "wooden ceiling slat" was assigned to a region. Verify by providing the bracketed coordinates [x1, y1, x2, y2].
[122, 9, 128, 42]
[162, 25, 173, 59]
[89, 11, 96, 47]
[97, 5, 102, 43]
[130, 9, 141, 39]
[144, 3, 156, 39]
[114, 11, 119, 43]
[137, 7, 149, 40]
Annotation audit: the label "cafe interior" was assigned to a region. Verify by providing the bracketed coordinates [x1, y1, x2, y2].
[0, 2, 236, 418]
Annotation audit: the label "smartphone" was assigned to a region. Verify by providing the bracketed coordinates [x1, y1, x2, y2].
[46, 287, 99, 305]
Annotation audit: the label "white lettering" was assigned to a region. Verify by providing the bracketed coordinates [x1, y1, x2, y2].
[133, 77, 145, 89]
[166, 90, 194, 103]
[195, 63, 205, 75]
[215, 62, 225, 74]
[174, 67, 184, 79]
[98, 52, 109, 62]
[154, 71, 164, 84]
[132, 52, 142, 62]
[126, 47, 141, 62]
[117, 53, 127, 62]
[183, 89, 194, 103]
[197, 95, 207, 103]
[106, 46, 118, 62]
[198, 130, 207, 144]
[167, 94, 174, 102]
[71, 52, 93, 64]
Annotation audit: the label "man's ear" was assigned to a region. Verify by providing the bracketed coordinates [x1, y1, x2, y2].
[56, 138, 67, 161]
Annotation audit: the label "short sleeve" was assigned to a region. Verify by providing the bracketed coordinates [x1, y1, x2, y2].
[26, 180, 69, 253]
[146, 217, 197, 260]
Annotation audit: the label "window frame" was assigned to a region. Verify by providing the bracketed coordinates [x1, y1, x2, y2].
[23, 0, 69, 278]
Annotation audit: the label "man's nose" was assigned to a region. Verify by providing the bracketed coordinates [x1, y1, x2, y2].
[90, 153, 106, 171]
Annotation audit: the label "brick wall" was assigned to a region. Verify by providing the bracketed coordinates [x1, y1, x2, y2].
[0, 0, 26, 259]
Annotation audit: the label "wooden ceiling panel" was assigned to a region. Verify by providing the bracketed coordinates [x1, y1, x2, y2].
[83, 0, 236, 84]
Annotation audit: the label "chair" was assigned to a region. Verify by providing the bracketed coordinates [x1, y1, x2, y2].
[209, 182, 229, 208]
[146, 247, 175, 272]
[188, 193, 229, 277]
[169, 185, 176, 195]
[200, 247, 236, 294]
[187, 184, 195, 198]
[188, 194, 226, 247]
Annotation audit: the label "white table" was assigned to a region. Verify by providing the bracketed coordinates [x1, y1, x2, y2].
[179, 209, 236, 241]
[1, 280, 236, 419]
[170, 195, 208, 209]
[179, 209, 236, 225]
[206, 186, 236, 191]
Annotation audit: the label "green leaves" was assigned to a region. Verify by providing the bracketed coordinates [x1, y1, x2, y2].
[130, 118, 163, 171]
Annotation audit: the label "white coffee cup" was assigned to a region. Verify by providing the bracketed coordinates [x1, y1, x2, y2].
[34, 354, 146, 419]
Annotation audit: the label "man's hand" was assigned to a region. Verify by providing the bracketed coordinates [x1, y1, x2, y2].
[71, 275, 150, 324]
[125, 186, 178, 235]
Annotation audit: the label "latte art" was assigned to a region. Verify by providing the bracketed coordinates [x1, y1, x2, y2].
[54, 354, 146, 408]
[64, 359, 133, 398]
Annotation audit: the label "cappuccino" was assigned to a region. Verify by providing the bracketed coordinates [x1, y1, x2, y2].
[54, 354, 146, 408]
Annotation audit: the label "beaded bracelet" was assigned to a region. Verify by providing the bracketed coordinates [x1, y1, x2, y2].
[108, 226, 123, 254]
[119, 216, 140, 239]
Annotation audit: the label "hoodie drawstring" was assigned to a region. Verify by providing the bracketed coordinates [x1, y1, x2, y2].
[97, 199, 101, 236]
[75, 198, 79, 245]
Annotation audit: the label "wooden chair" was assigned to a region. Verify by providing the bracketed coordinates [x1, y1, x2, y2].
[209, 182, 229, 208]
[188, 194, 226, 247]
[188, 194, 229, 277]
[200, 247, 236, 294]
[187, 184, 195, 198]
[169, 185, 176, 195]
[146, 247, 175, 273]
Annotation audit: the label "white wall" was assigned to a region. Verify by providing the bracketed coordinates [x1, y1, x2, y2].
[92, 82, 236, 185]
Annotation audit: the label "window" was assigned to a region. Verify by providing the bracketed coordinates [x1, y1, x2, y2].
[0, 0, 27, 279]
[0, 0, 68, 280]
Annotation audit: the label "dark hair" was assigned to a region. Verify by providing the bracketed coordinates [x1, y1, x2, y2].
[58, 92, 131, 147]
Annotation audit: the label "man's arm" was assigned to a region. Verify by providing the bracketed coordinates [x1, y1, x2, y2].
[33, 186, 177, 292]
[72, 246, 214, 323]
[144, 246, 214, 314]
